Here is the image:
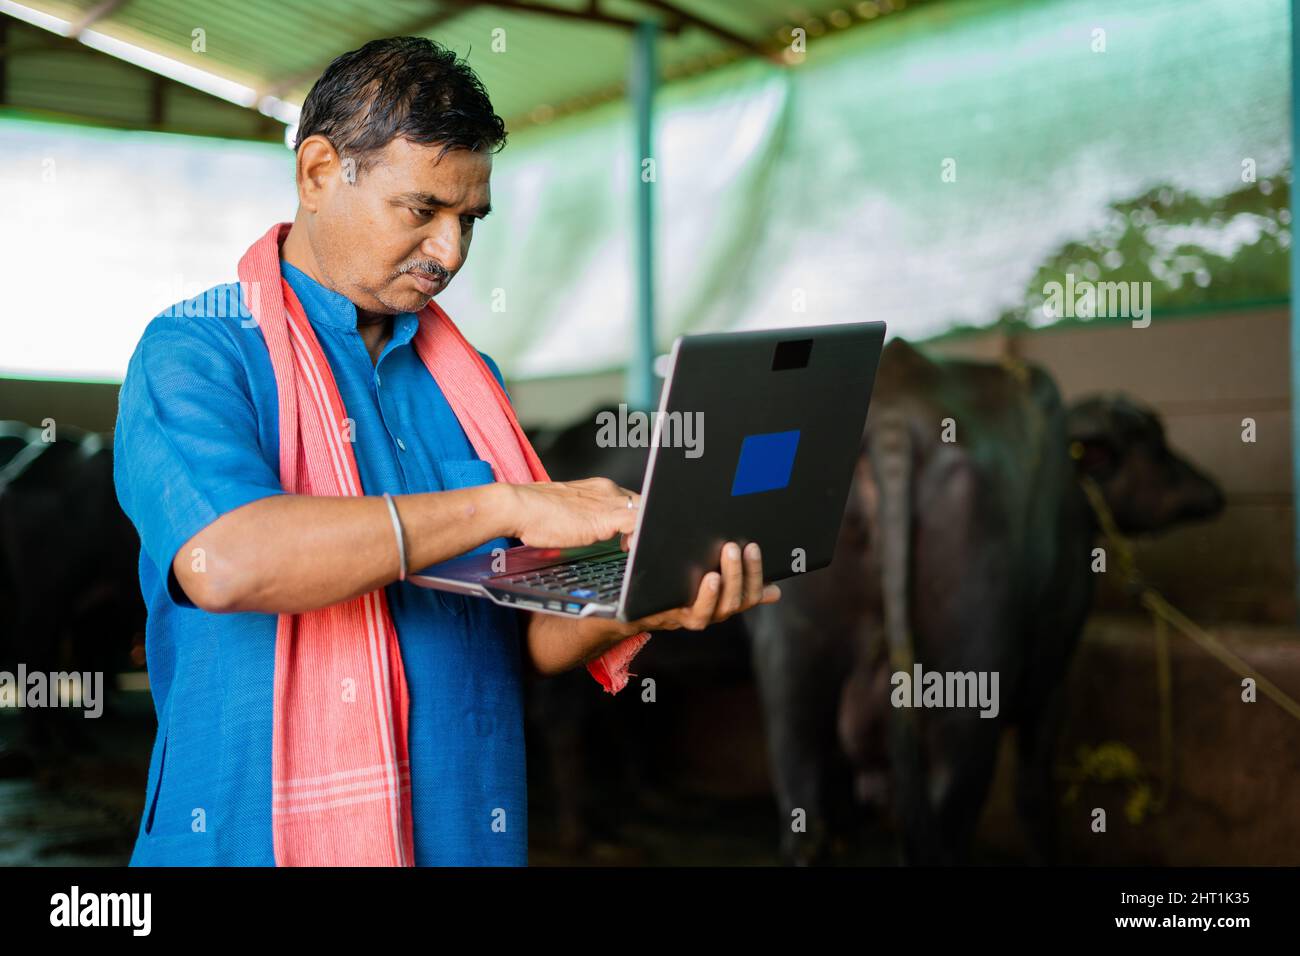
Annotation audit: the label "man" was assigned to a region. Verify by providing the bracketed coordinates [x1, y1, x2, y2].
[113, 36, 779, 867]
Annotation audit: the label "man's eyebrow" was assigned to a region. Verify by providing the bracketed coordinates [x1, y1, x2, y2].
[393, 191, 492, 217]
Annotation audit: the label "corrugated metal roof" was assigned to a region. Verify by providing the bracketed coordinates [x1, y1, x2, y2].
[2, 0, 931, 138]
[1, 16, 283, 138]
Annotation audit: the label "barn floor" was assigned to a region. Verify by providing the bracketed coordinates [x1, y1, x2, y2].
[0, 714, 886, 867]
[8, 610, 1290, 867]
[0, 761, 1013, 867]
[0, 691, 1009, 867]
[980, 613, 1300, 865]
[0, 706, 149, 866]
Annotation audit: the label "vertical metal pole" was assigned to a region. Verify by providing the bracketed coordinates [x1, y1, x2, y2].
[1291, 0, 1300, 625]
[627, 20, 658, 412]
[0, 17, 8, 108]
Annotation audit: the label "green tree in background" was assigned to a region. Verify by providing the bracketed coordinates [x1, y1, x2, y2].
[996, 167, 1291, 331]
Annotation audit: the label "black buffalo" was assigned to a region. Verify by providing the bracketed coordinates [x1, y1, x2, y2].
[748, 339, 1224, 865]
[0, 422, 143, 772]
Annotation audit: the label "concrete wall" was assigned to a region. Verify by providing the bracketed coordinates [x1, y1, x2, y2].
[0, 366, 632, 435]
[0, 377, 122, 435]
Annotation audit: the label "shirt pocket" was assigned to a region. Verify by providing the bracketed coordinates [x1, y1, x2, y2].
[141, 726, 198, 840]
[430, 458, 500, 617]
[142, 730, 169, 837]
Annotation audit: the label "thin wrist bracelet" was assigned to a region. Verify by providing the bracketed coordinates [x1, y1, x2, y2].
[382, 492, 408, 582]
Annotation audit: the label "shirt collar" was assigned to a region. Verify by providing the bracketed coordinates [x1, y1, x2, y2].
[279, 258, 419, 348]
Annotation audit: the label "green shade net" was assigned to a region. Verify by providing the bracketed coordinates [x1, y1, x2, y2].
[443, 0, 1290, 376]
[0, 0, 1289, 382]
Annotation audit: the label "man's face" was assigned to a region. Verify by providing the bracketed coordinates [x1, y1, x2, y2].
[304, 137, 492, 315]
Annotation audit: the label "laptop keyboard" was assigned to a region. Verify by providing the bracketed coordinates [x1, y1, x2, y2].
[491, 551, 628, 603]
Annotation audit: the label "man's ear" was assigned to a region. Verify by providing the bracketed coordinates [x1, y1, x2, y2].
[1069, 435, 1120, 480]
[295, 134, 344, 213]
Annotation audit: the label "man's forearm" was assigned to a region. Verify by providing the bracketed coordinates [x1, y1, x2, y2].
[177, 482, 518, 614]
[521, 609, 641, 677]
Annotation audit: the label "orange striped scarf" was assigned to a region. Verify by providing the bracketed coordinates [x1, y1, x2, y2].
[238, 223, 650, 866]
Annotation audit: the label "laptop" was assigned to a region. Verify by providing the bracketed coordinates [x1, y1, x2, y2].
[409, 321, 886, 622]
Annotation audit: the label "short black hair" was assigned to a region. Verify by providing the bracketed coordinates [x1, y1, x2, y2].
[294, 36, 507, 174]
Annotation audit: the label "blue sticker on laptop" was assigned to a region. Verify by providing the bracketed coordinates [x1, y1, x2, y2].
[731, 429, 801, 496]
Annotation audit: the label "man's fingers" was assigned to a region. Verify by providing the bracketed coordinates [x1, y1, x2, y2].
[741, 542, 764, 606]
[623, 536, 778, 633]
[609, 484, 640, 510]
[631, 571, 778, 635]
[610, 484, 640, 535]
[690, 571, 722, 628]
[714, 542, 745, 618]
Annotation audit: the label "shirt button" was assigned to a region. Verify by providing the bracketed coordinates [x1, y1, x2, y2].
[376, 372, 382, 387]
[396, 437, 406, 451]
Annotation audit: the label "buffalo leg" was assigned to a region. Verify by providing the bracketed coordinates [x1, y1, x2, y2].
[751, 605, 848, 865]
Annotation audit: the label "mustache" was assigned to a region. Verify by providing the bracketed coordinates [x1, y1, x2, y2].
[395, 259, 450, 283]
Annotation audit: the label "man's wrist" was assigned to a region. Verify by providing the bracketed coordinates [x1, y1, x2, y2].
[590, 614, 642, 647]
[483, 481, 520, 540]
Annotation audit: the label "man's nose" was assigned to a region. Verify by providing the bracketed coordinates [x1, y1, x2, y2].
[420, 220, 465, 273]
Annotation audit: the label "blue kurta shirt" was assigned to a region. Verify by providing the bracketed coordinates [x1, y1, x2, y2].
[113, 260, 527, 866]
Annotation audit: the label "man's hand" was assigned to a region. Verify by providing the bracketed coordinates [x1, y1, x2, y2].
[521, 539, 781, 676]
[507, 477, 641, 549]
[624, 540, 780, 634]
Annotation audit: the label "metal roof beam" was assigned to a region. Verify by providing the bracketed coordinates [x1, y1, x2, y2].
[0, 15, 121, 60]
[0, 13, 283, 141]
[259, 6, 468, 99]
[259, 0, 691, 102]
[148, 69, 164, 126]
[442, 0, 682, 35]
[635, 0, 782, 63]
[68, 0, 131, 39]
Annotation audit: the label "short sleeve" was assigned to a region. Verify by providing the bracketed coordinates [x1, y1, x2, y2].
[113, 313, 286, 607]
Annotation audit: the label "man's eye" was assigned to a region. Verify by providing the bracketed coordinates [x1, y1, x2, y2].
[460, 215, 478, 229]
[410, 207, 434, 220]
